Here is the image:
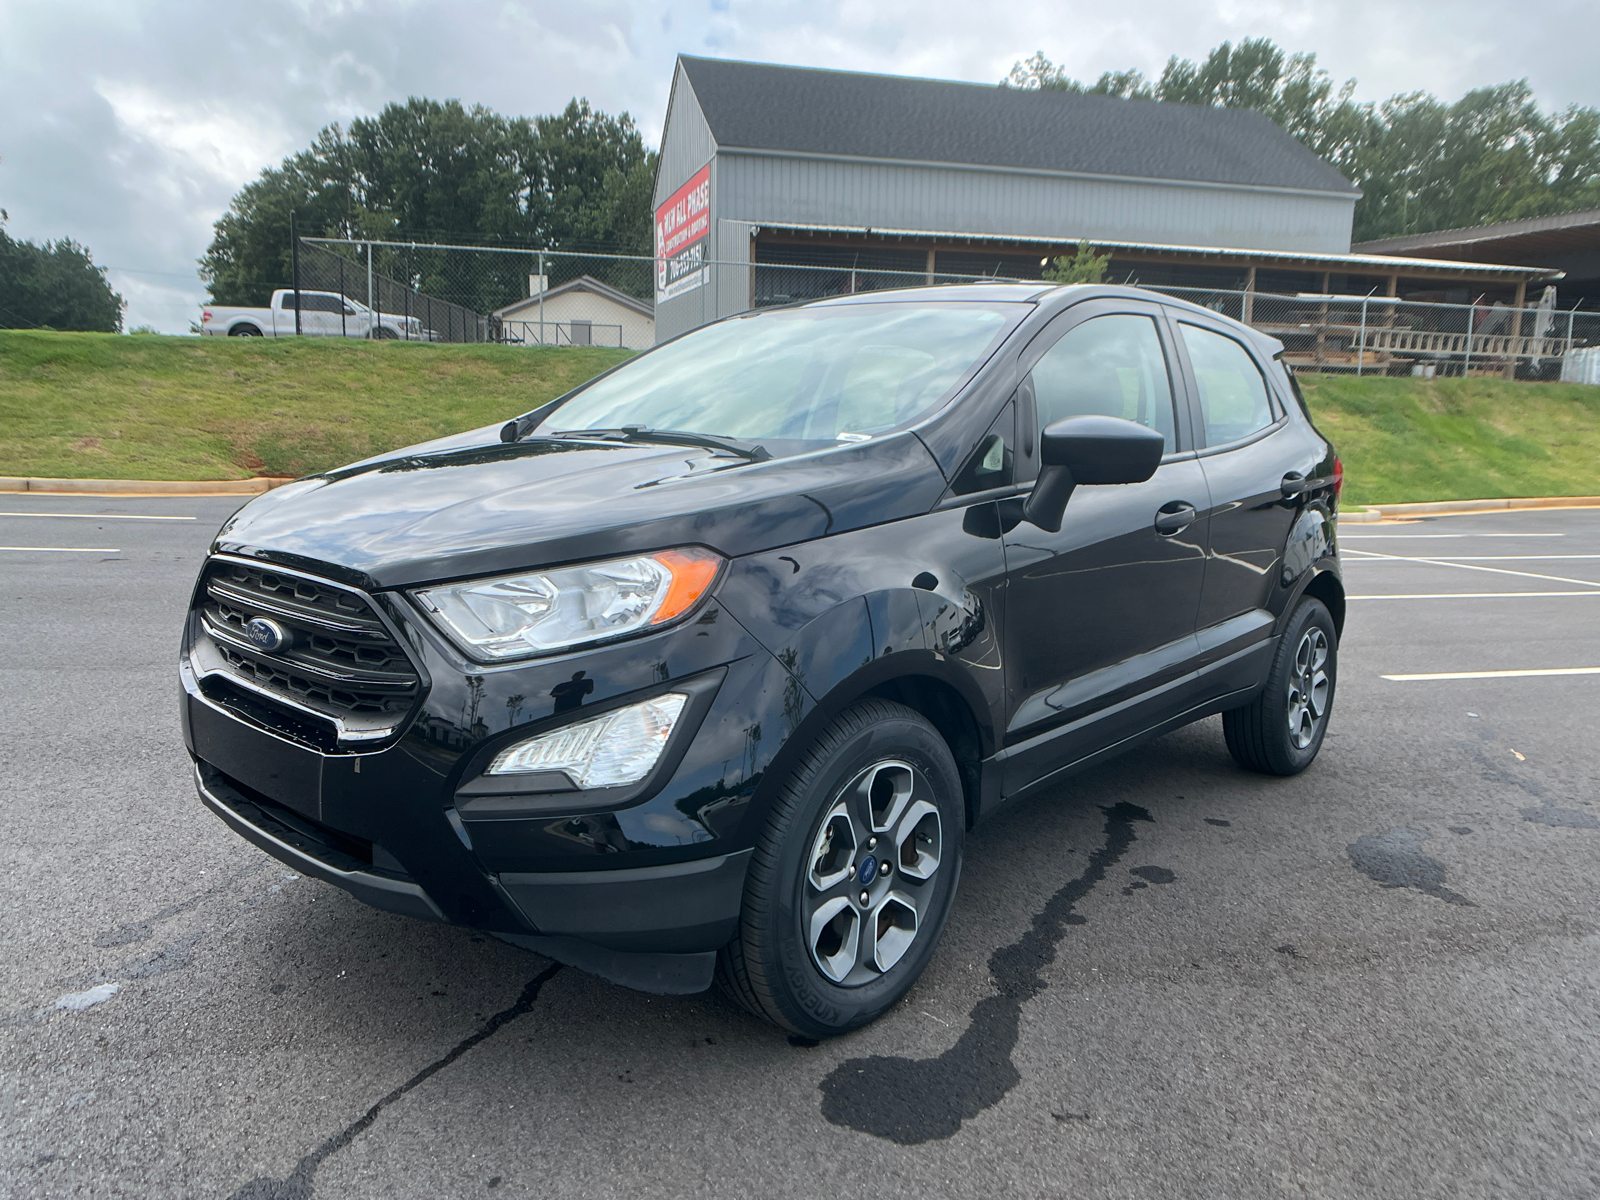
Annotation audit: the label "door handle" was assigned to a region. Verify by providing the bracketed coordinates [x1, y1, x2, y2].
[1154, 502, 1197, 535]
[1281, 472, 1307, 497]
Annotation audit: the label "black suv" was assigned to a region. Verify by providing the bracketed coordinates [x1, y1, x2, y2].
[180, 284, 1343, 1037]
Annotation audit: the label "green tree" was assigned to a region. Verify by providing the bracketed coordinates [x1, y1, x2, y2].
[1042, 240, 1110, 284]
[1004, 41, 1600, 243]
[0, 222, 125, 331]
[200, 96, 658, 307]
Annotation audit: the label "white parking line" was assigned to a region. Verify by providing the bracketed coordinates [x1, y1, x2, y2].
[0, 546, 121, 553]
[1383, 667, 1600, 681]
[1350, 591, 1600, 600]
[1341, 548, 1600, 589]
[1344, 560, 1593, 569]
[1341, 533, 1565, 539]
[0, 511, 195, 521]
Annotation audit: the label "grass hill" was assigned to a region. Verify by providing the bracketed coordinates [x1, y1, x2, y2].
[2, 330, 1598, 506]
[0, 332, 631, 481]
[1297, 374, 1600, 506]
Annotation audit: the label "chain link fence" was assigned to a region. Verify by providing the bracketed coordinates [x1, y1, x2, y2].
[293, 237, 1598, 382]
[1145, 285, 1597, 381]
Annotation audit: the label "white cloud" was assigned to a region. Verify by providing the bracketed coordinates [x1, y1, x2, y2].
[1, 0, 1596, 332]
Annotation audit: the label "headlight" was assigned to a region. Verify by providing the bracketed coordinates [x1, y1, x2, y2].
[487, 693, 687, 788]
[414, 547, 722, 661]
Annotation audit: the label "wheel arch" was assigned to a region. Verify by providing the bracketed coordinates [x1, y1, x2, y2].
[1302, 568, 1346, 637]
[751, 652, 994, 836]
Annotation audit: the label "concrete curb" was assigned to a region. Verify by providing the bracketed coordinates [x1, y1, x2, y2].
[1339, 496, 1600, 523]
[0, 476, 291, 497]
[1364, 496, 1600, 518]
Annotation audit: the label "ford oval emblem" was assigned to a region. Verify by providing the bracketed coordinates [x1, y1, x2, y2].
[857, 855, 878, 886]
[243, 616, 289, 652]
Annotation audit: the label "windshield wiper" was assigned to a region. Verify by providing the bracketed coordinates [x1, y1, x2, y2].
[548, 425, 771, 463]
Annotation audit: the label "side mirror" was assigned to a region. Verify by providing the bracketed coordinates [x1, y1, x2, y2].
[1023, 415, 1166, 533]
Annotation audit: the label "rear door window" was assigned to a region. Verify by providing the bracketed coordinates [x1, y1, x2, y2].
[1178, 323, 1277, 447]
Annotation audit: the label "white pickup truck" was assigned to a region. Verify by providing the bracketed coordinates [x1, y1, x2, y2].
[200, 290, 433, 339]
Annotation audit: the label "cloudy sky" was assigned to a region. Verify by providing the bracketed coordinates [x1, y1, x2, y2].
[3, 0, 1597, 332]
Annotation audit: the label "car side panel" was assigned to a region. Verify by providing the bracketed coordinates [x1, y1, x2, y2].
[717, 505, 1010, 757]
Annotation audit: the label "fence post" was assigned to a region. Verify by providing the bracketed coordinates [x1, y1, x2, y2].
[537, 251, 545, 347]
[405, 243, 413, 341]
[1357, 293, 1368, 377]
[339, 256, 346, 338]
[1463, 302, 1473, 377]
[290, 211, 302, 337]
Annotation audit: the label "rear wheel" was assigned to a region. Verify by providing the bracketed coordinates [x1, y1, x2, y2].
[228, 324, 262, 336]
[717, 699, 964, 1037]
[1223, 596, 1337, 775]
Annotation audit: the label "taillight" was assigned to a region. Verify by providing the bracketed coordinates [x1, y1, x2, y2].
[201, 310, 212, 322]
[1331, 456, 1344, 501]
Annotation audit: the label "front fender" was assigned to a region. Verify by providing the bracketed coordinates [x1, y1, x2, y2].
[717, 511, 1007, 793]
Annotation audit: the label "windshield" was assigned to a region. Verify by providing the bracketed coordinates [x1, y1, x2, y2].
[538, 302, 1024, 454]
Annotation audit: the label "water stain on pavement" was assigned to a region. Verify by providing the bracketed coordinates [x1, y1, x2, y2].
[1460, 728, 1597, 830]
[1347, 828, 1475, 906]
[817, 802, 1152, 1145]
[1521, 804, 1600, 829]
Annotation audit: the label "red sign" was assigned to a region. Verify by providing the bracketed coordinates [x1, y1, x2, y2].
[655, 164, 711, 301]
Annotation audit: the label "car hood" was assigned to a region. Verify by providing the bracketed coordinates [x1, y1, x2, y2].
[214, 426, 949, 589]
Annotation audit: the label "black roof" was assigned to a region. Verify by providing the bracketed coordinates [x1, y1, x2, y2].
[679, 57, 1356, 197]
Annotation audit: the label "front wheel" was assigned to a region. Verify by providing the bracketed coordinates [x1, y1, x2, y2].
[717, 699, 965, 1037]
[369, 326, 398, 340]
[1223, 595, 1337, 775]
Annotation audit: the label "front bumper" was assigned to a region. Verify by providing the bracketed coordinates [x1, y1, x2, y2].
[180, 580, 790, 992]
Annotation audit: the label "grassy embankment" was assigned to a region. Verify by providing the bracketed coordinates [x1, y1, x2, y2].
[1298, 374, 1600, 507]
[0, 331, 632, 481]
[2, 330, 1599, 504]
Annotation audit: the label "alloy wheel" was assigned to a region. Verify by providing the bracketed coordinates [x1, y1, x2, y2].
[802, 759, 943, 987]
[1285, 627, 1330, 750]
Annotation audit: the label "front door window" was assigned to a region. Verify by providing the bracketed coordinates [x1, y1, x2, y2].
[1031, 314, 1178, 452]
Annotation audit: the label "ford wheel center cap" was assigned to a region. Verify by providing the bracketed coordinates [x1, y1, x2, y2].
[243, 616, 289, 652]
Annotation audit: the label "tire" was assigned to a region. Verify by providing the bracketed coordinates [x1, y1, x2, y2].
[369, 326, 398, 340]
[1223, 596, 1337, 776]
[717, 699, 965, 1037]
[228, 324, 262, 337]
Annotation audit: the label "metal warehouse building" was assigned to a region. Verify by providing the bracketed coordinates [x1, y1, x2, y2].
[651, 57, 1558, 342]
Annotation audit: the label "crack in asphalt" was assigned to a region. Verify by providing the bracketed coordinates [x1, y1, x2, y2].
[818, 801, 1152, 1144]
[93, 862, 269, 947]
[226, 963, 563, 1200]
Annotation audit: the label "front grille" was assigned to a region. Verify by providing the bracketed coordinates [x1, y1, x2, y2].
[192, 558, 422, 745]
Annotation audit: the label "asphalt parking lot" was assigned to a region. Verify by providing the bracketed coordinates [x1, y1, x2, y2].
[4, 494, 1600, 1199]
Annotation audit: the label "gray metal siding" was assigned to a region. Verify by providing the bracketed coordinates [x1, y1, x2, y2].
[717, 154, 1355, 254]
[653, 65, 716, 209]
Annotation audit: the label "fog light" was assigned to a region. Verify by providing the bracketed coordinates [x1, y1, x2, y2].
[486, 693, 687, 789]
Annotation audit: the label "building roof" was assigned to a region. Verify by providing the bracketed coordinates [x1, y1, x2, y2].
[678, 56, 1359, 198]
[494, 274, 654, 320]
[1353, 208, 1600, 262]
[755, 222, 1565, 282]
